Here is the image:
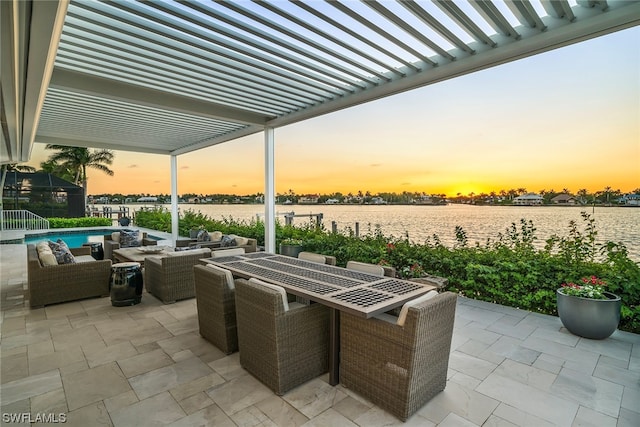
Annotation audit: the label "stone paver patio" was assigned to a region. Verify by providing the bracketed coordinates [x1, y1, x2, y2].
[1, 243, 638, 426]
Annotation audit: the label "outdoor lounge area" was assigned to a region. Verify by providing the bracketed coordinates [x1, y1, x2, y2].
[1, 243, 638, 426]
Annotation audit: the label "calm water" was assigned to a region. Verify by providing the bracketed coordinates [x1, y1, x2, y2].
[128, 203, 639, 260]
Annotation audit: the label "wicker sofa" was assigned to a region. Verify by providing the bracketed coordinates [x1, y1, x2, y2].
[189, 236, 257, 253]
[27, 244, 112, 308]
[340, 291, 457, 421]
[144, 248, 211, 304]
[104, 231, 157, 261]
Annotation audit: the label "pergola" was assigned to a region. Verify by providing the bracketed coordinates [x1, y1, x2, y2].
[2, 0, 639, 251]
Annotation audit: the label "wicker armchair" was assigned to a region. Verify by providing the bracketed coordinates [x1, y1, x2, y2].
[193, 264, 238, 354]
[27, 244, 112, 308]
[235, 278, 330, 395]
[104, 231, 157, 261]
[144, 248, 211, 304]
[340, 291, 458, 421]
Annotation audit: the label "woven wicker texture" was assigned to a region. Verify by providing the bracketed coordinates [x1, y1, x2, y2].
[27, 244, 112, 307]
[340, 292, 457, 421]
[193, 265, 238, 354]
[144, 248, 211, 304]
[104, 232, 156, 260]
[235, 278, 330, 395]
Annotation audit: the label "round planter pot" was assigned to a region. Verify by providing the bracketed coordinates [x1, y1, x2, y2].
[556, 289, 621, 339]
[279, 244, 303, 258]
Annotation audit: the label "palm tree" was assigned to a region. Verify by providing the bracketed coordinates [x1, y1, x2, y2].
[44, 145, 114, 206]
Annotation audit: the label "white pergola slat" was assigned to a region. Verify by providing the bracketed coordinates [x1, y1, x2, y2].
[2, 0, 639, 248]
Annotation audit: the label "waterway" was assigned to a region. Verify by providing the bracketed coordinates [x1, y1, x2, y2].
[119, 203, 639, 261]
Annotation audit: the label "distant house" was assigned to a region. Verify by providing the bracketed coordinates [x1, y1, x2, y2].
[325, 198, 339, 204]
[370, 197, 386, 205]
[551, 194, 576, 205]
[298, 194, 319, 204]
[618, 194, 640, 206]
[513, 193, 544, 205]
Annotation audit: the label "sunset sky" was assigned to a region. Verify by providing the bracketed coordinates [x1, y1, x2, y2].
[28, 26, 639, 197]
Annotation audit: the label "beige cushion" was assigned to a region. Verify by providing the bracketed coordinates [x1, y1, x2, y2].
[39, 253, 58, 266]
[346, 261, 385, 277]
[36, 243, 53, 256]
[249, 278, 289, 311]
[210, 231, 223, 241]
[205, 264, 236, 290]
[111, 232, 120, 243]
[298, 252, 326, 264]
[211, 248, 245, 258]
[397, 290, 438, 326]
[231, 235, 249, 246]
[166, 248, 209, 257]
[75, 255, 96, 263]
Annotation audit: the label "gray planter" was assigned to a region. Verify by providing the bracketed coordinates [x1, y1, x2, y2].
[556, 289, 621, 339]
[279, 244, 303, 258]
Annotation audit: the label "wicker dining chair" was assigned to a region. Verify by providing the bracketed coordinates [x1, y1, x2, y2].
[346, 260, 385, 276]
[298, 251, 337, 265]
[235, 278, 330, 395]
[193, 264, 238, 354]
[340, 291, 458, 421]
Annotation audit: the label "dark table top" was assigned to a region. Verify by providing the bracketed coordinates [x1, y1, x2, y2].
[201, 252, 436, 318]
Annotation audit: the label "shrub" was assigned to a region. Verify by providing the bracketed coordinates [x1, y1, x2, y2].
[48, 217, 112, 228]
[134, 208, 640, 333]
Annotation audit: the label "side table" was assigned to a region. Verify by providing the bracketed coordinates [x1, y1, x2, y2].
[110, 262, 143, 306]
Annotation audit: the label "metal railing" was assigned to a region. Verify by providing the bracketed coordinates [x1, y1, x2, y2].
[0, 210, 50, 231]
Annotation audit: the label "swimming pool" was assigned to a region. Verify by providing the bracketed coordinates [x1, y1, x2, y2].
[23, 229, 161, 248]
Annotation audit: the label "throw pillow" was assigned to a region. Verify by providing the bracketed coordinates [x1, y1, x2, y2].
[120, 229, 141, 248]
[210, 231, 223, 241]
[40, 253, 59, 266]
[197, 230, 211, 242]
[48, 239, 76, 264]
[111, 232, 121, 243]
[234, 236, 249, 246]
[220, 235, 237, 247]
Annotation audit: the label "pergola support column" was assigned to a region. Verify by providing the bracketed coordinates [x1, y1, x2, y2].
[264, 127, 276, 253]
[170, 154, 179, 245]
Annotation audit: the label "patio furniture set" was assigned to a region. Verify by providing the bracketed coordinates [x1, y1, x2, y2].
[25, 233, 456, 421]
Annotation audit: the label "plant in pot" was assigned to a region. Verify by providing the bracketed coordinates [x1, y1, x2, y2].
[556, 276, 621, 339]
[279, 238, 304, 258]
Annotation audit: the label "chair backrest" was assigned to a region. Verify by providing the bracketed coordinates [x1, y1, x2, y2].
[211, 248, 246, 258]
[346, 260, 385, 277]
[205, 264, 235, 289]
[298, 251, 327, 264]
[248, 278, 290, 311]
[397, 290, 438, 326]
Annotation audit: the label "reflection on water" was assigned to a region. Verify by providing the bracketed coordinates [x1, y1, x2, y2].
[126, 204, 639, 261]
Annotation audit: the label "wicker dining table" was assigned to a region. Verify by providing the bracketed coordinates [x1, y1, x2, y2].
[200, 252, 436, 386]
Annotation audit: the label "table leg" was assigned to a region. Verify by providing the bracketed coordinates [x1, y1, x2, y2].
[329, 308, 340, 386]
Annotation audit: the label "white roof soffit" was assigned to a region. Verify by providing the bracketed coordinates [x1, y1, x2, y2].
[33, 0, 640, 157]
[1, 0, 68, 164]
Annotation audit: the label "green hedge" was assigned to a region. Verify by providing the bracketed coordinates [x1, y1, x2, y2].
[134, 208, 640, 334]
[47, 217, 112, 228]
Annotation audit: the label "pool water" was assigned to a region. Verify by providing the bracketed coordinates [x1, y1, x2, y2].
[24, 230, 160, 248]
[24, 230, 111, 248]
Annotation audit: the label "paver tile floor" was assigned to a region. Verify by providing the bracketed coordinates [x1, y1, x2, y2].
[1, 244, 638, 426]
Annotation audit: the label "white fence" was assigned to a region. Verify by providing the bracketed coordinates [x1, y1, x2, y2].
[0, 210, 50, 231]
